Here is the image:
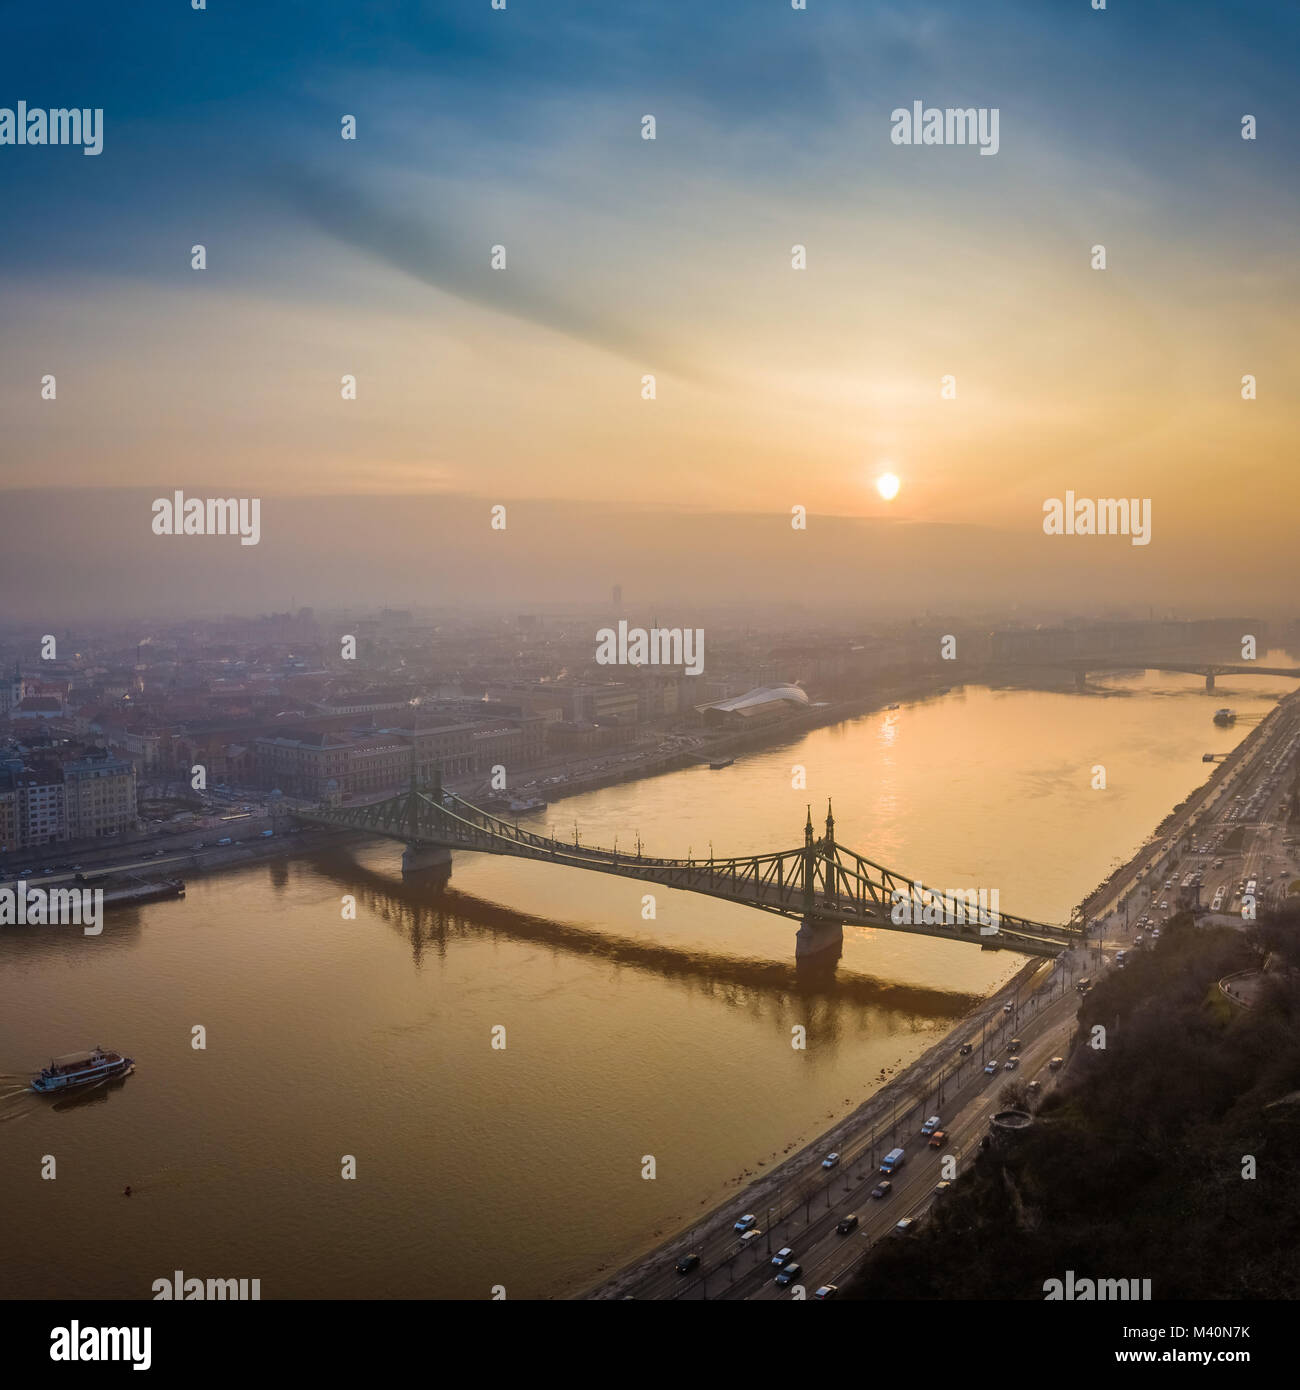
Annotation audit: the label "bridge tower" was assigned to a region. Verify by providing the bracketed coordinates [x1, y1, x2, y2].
[401, 763, 452, 877]
[795, 803, 843, 963]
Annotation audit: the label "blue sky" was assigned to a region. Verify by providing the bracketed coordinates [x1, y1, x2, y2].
[4, 0, 1296, 290]
[1, 0, 1298, 616]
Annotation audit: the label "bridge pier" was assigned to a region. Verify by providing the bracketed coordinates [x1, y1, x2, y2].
[795, 915, 843, 963]
[402, 843, 453, 877]
[1074, 670, 1088, 691]
[1205, 673, 1215, 691]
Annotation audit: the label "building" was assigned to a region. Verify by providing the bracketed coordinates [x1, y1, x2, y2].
[254, 730, 353, 798]
[0, 665, 28, 716]
[62, 750, 138, 839]
[396, 722, 480, 782]
[346, 735, 412, 797]
[547, 720, 637, 754]
[312, 689, 416, 717]
[15, 765, 66, 847]
[0, 770, 18, 851]
[696, 685, 811, 729]
[10, 695, 64, 721]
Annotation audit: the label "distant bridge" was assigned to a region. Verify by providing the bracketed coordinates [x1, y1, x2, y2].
[1058, 657, 1300, 692]
[295, 779, 1080, 961]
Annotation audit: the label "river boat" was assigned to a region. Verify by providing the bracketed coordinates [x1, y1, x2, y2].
[31, 1046, 134, 1094]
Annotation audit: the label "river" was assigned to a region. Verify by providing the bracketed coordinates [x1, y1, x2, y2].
[1, 660, 1295, 1298]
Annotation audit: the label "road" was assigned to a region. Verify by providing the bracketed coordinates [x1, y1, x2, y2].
[613, 960, 1085, 1301]
[734, 1001, 1077, 1301]
[604, 690, 1300, 1301]
[1093, 700, 1299, 951]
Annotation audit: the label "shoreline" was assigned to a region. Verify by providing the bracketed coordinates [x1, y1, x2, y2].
[468, 672, 965, 810]
[577, 685, 1300, 1299]
[577, 951, 1048, 1300]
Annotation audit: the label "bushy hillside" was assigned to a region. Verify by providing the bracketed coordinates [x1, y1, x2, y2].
[843, 908, 1300, 1300]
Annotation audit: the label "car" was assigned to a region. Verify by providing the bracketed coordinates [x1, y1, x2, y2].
[934, 1181, 952, 1196]
[1027, 1081, 1041, 1095]
[814, 1285, 838, 1300]
[1152, 928, 1161, 938]
[984, 1060, 999, 1075]
[928, 1130, 948, 1149]
[1003, 1058, 1019, 1071]
[836, 1214, 859, 1235]
[821, 1152, 840, 1169]
[1135, 934, 1144, 945]
[771, 1247, 795, 1266]
[870, 1181, 892, 1199]
[774, 1262, 803, 1288]
[958, 1043, 973, 1056]
[1003, 1003, 1014, 1013]
[674, 1253, 700, 1275]
[895, 1217, 916, 1233]
[1008, 1038, 1022, 1053]
[1048, 1056, 1064, 1071]
[733, 1214, 757, 1233]
[920, 1115, 940, 1136]
[739, 1229, 764, 1245]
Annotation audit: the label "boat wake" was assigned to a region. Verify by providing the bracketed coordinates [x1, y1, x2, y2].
[0, 1086, 40, 1120]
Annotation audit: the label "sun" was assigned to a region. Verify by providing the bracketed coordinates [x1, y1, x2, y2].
[876, 472, 901, 501]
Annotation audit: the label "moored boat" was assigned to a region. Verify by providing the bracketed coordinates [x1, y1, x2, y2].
[31, 1046, 134, 1094]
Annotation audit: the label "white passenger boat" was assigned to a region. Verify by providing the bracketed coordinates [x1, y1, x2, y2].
[30, 1046, 134, 1093]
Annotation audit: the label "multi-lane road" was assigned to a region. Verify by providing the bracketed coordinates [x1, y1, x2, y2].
[1095, 698, 1300, 947]
[738, 1002, 1078, 1301]
[602, 691, 1300, 1302]
[609, 961, 1086, 1301]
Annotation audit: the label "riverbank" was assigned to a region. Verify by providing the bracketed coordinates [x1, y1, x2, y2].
[581, 688, 1300, 1299]
[582, 950, 1050, 1299]
[1082, 688, 1299, 927]
[471, 671, 963, 810]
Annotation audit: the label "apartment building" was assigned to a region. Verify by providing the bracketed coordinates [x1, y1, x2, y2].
[62, 750, 139, 839]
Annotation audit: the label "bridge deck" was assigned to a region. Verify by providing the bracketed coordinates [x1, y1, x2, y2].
[296, 788, 1080, 958]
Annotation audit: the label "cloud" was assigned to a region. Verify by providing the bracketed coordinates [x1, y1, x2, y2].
[271, 162, 710, 380]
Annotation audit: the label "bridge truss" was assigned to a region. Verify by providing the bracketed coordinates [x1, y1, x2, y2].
[297, 783, 1080, 957]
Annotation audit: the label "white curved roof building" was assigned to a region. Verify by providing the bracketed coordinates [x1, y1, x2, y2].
[697, 685, 810, 720]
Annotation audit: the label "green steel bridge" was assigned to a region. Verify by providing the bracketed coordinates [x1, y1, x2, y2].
[295, 779, 1082, 961]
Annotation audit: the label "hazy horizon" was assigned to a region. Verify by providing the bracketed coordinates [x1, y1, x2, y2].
[3, 0, 1298, 621]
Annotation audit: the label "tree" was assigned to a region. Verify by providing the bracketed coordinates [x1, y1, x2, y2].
[998, 1079, 1031, 1110]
